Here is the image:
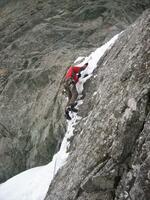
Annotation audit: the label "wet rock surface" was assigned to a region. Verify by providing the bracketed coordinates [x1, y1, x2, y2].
[0, 0, 149, 187]
[45, 10, 150, 200]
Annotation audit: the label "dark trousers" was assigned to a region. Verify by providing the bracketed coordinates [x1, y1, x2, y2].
[64, 79, 78, 110]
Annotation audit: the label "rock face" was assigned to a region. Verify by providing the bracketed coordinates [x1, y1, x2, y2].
[0, 0, 149, 185]
[45, 10, 150, 200]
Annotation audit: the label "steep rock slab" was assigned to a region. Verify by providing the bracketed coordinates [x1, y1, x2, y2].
[0, 0, 149, 182]
[45, 9, 150, 200]
[0, 65, 67, 182]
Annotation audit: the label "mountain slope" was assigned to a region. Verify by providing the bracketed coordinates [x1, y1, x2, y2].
[45, 9, 150, 200]
[0, 0, 150, 185]
[0, 29, 120, 200]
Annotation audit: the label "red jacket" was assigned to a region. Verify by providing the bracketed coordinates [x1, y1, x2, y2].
[65, 66, 81, 83]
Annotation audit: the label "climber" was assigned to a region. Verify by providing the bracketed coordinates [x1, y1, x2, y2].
[64, 63, 88, 120]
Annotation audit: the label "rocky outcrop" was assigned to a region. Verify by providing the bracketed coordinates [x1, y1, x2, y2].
[0, 0, 149, 183]
[45, 10, 150, 200]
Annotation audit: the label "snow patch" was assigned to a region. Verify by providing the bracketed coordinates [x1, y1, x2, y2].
[0, 114, 80, 200]
[122, 98, 137, 121]
[123, 108, 132, 120]
[127, 98, 137, 111]
[93, 91, 98, 96]
[74, 56, 85, 63]
[124, 191, 129, 198]
[76, 33, 120, 94]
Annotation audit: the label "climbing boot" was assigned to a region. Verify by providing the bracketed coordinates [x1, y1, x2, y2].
[71, 105, 78, 112]
[68, 104, 78, 113]
[65, 109, 71, 120]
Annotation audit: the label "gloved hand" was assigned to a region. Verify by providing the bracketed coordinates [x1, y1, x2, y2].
[65, 107, 71, 120]
[77, 72, 81, 78]
[84, 74, 88, 78]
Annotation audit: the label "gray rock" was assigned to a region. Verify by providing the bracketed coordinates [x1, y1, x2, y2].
[45, 9, 150, 200]
[0, 0, 149, 185]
